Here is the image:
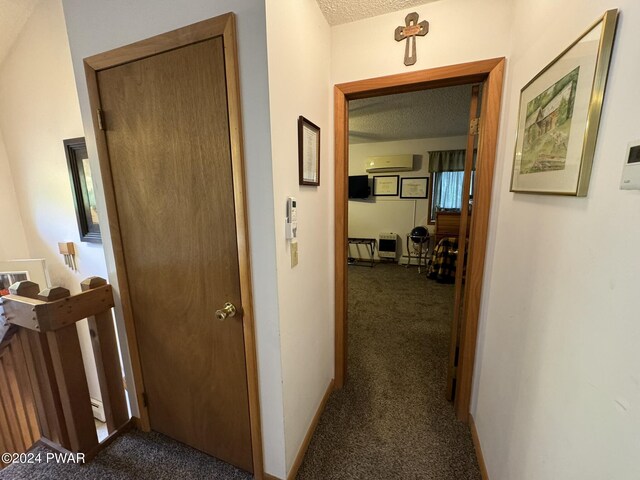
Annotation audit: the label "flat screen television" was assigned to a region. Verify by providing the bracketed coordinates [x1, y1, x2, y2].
[348, 175, 370, 199]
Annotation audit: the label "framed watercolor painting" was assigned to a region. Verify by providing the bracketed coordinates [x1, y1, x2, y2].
[510, 9, 618, 196]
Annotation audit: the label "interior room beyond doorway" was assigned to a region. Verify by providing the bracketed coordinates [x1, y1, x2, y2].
[297, 83, 483, 478]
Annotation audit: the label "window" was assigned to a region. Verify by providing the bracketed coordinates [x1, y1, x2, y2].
[429, 171, 474, 223]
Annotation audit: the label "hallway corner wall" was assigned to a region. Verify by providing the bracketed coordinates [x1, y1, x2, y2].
[0, 132, 28, 260]
[0, 0, 106, 405]
[473, 1, 640, 478]
[265, 0, 334, 475]
[330, 0, 513, 85]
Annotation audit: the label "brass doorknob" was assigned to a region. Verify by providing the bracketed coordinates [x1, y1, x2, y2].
[215, 302, 237, 321]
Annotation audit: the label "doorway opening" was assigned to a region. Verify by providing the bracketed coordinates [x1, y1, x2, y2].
[302, 82, 483, 479]
[334, 58, 505, 424]
[348, 79, 480, 401]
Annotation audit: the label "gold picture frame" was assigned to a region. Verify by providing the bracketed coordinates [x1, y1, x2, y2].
[510, 9, 618, 196]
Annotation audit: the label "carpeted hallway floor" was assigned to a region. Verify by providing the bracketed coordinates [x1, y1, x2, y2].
[0, 429, 254, 480]
[296, 263, 481, 479]
[0, 264, 480, 480]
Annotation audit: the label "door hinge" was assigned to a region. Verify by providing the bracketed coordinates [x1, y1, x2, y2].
[142, 391, 148, 408]
[97, 108, 106, 131]
[469, 117, 480, 135]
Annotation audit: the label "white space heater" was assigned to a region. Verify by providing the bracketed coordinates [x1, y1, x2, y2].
[378, 233, 399, 260]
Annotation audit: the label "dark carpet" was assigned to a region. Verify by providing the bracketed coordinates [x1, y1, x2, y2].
[296, 264, 481, 480]
[0, 430, 253, 480]
[1, 264, 479, 480]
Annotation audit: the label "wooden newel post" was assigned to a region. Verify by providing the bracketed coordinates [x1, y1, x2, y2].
[81, 277, 128, 434]
[39, 287, 99, 453]
[9, 281, 40, 299]
[8, 281, 69, 448]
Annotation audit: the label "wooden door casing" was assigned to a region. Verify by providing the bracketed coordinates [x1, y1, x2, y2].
[334, 58, 505, 422]
[446, 84, 480, 401]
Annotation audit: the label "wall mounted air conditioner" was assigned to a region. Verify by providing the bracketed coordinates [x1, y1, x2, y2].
[366, 154, 414, 173]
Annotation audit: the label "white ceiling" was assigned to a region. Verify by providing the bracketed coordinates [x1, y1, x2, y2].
[1, 0, 467, 145]
[349, 85, 472, 144]
[316, 0, 439, 26]
[0, 0, 40, 66]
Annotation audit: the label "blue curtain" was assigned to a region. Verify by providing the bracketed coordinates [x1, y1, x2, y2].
[431, 171, 464, 220]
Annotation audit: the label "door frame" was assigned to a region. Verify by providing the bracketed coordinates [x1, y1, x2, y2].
[334, 57, 505, 422]
[83, 13, 265, 478]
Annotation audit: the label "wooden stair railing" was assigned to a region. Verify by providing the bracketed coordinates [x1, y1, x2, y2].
[0, 277, 129, 461]
[0, 326, 41, 468]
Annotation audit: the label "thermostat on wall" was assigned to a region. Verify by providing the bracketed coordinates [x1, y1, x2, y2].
[620, 140, 640, 190]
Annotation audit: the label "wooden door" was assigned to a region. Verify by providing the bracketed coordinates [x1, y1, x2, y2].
[446, 84, 481, 401]
[96, 37, 252, 471]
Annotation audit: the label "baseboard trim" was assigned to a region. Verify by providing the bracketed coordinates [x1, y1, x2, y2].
[469, 414, 489, 480]
[132, 416, 148, 432]
[264, 474, 282, 480]
[286, 378, 335, 480]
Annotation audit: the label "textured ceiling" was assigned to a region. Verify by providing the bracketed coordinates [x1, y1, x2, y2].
[0, 0, 40, 66]
[317, 0, 439, 26]
[349, 85, 472, 144]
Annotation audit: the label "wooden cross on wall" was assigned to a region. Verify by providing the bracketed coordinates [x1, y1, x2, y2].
[395, 12, 429, 66]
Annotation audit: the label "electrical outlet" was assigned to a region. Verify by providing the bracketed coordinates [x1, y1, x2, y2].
[291, 241, 299, 268]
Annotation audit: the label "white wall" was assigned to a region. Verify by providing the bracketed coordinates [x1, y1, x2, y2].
[60, 0, 286, 476]
[0, 0, 105, 403]
[265, 0, 333, 475]
[333, 1, 639, 478]
[348, 137, 466, 260]
[331, 0, 513, 85]
[0, 132, 28, 260]
[472, 1, 640, 479]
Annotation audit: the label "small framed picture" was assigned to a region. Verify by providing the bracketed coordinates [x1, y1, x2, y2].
[373, 175, 399, 196]
[400, 177, 429, 198]
[65, 138, 101, 243]
[298, 116, 320, 186]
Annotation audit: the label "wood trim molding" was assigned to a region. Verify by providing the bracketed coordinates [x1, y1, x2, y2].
[131, 416, 144, 431]
[470, 414, 489, 480]
[222, 16, 265, 478]
[287, 379, 334, 480]
[84, 418, 135, 461]
[84, 15, 230, 71]
[454, 59, 505, 421]
[334, 86, 348, 389]
[264, 475, 283, 480]
[334, 58, 506, 425]
[336, 57, 503, 99]
[263, 474, 283, 480]
[447, 85, 480, 402]
[83, 12, 265, 479]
